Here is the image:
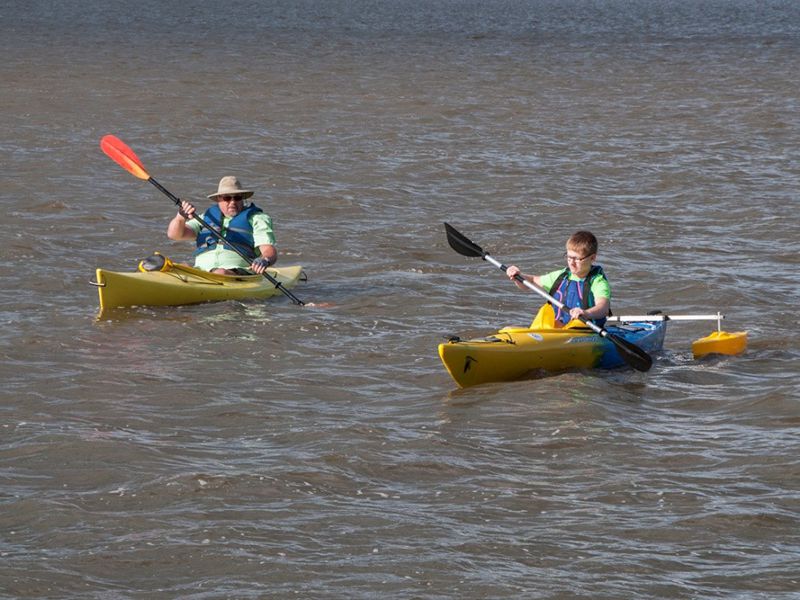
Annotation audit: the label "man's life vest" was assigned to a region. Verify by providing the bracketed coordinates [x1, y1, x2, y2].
[548, 265, 609, 327]
[194, 203, 263, 260]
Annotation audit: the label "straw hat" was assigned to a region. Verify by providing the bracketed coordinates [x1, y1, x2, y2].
[207, 176, 254, 200]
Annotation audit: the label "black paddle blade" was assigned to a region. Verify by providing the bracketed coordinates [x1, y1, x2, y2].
[444, 222, 485, 258]
[606, 332, 653, 372]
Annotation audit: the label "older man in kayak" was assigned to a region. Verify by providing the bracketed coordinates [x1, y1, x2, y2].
[167, 176, 277, 275]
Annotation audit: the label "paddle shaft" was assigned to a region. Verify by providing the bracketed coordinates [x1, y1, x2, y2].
[152, 177, 305, 306]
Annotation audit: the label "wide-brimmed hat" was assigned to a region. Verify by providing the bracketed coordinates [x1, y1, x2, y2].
[207, 176, 254, 200]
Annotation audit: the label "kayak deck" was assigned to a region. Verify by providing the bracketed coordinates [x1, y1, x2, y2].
[438, 320, 667, 388]
[93, 255, 305, 314]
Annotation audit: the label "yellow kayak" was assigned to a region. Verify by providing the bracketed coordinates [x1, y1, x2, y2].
[92, 253, 305, 314]
[439, 320, 667, 388]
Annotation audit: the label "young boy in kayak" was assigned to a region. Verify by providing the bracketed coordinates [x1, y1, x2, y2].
[167, 176, 277, 275]
[505, 230, 611, 327]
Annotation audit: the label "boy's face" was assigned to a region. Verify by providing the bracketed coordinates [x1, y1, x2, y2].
[565, 244, 596, 278]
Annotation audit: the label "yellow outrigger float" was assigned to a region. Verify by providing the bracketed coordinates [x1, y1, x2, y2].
[92, 254, 305, 316]
[692, 331, 748, 358]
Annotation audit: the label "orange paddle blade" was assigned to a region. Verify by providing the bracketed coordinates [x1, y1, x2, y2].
[100, 135, 150, 180]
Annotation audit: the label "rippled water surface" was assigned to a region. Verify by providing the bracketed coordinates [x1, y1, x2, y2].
[2, 1, 799, 598]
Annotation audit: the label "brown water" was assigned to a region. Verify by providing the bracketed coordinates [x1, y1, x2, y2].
[2, 1, 799, 598]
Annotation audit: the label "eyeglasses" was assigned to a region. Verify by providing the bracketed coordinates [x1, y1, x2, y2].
[564, 252, 594, 263]
[218, 195, 244, 202]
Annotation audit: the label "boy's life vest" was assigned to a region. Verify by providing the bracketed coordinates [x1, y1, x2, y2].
[194, 203, 263, 260]
[548, 265, 610, 327]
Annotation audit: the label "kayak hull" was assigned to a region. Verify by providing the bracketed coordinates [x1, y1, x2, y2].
[438, 321, 667, 388]
[94, 257, 304, 313]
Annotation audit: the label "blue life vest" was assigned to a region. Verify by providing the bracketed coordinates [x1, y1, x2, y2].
[194, 203, 263, 260]
[548, 265, 609, 327]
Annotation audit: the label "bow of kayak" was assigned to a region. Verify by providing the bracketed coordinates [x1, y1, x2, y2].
[438, 320, 667, 388]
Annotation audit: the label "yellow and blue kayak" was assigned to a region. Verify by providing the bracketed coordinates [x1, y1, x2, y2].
[438, 319, 667, 388]
[92, 253, 305, 315]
